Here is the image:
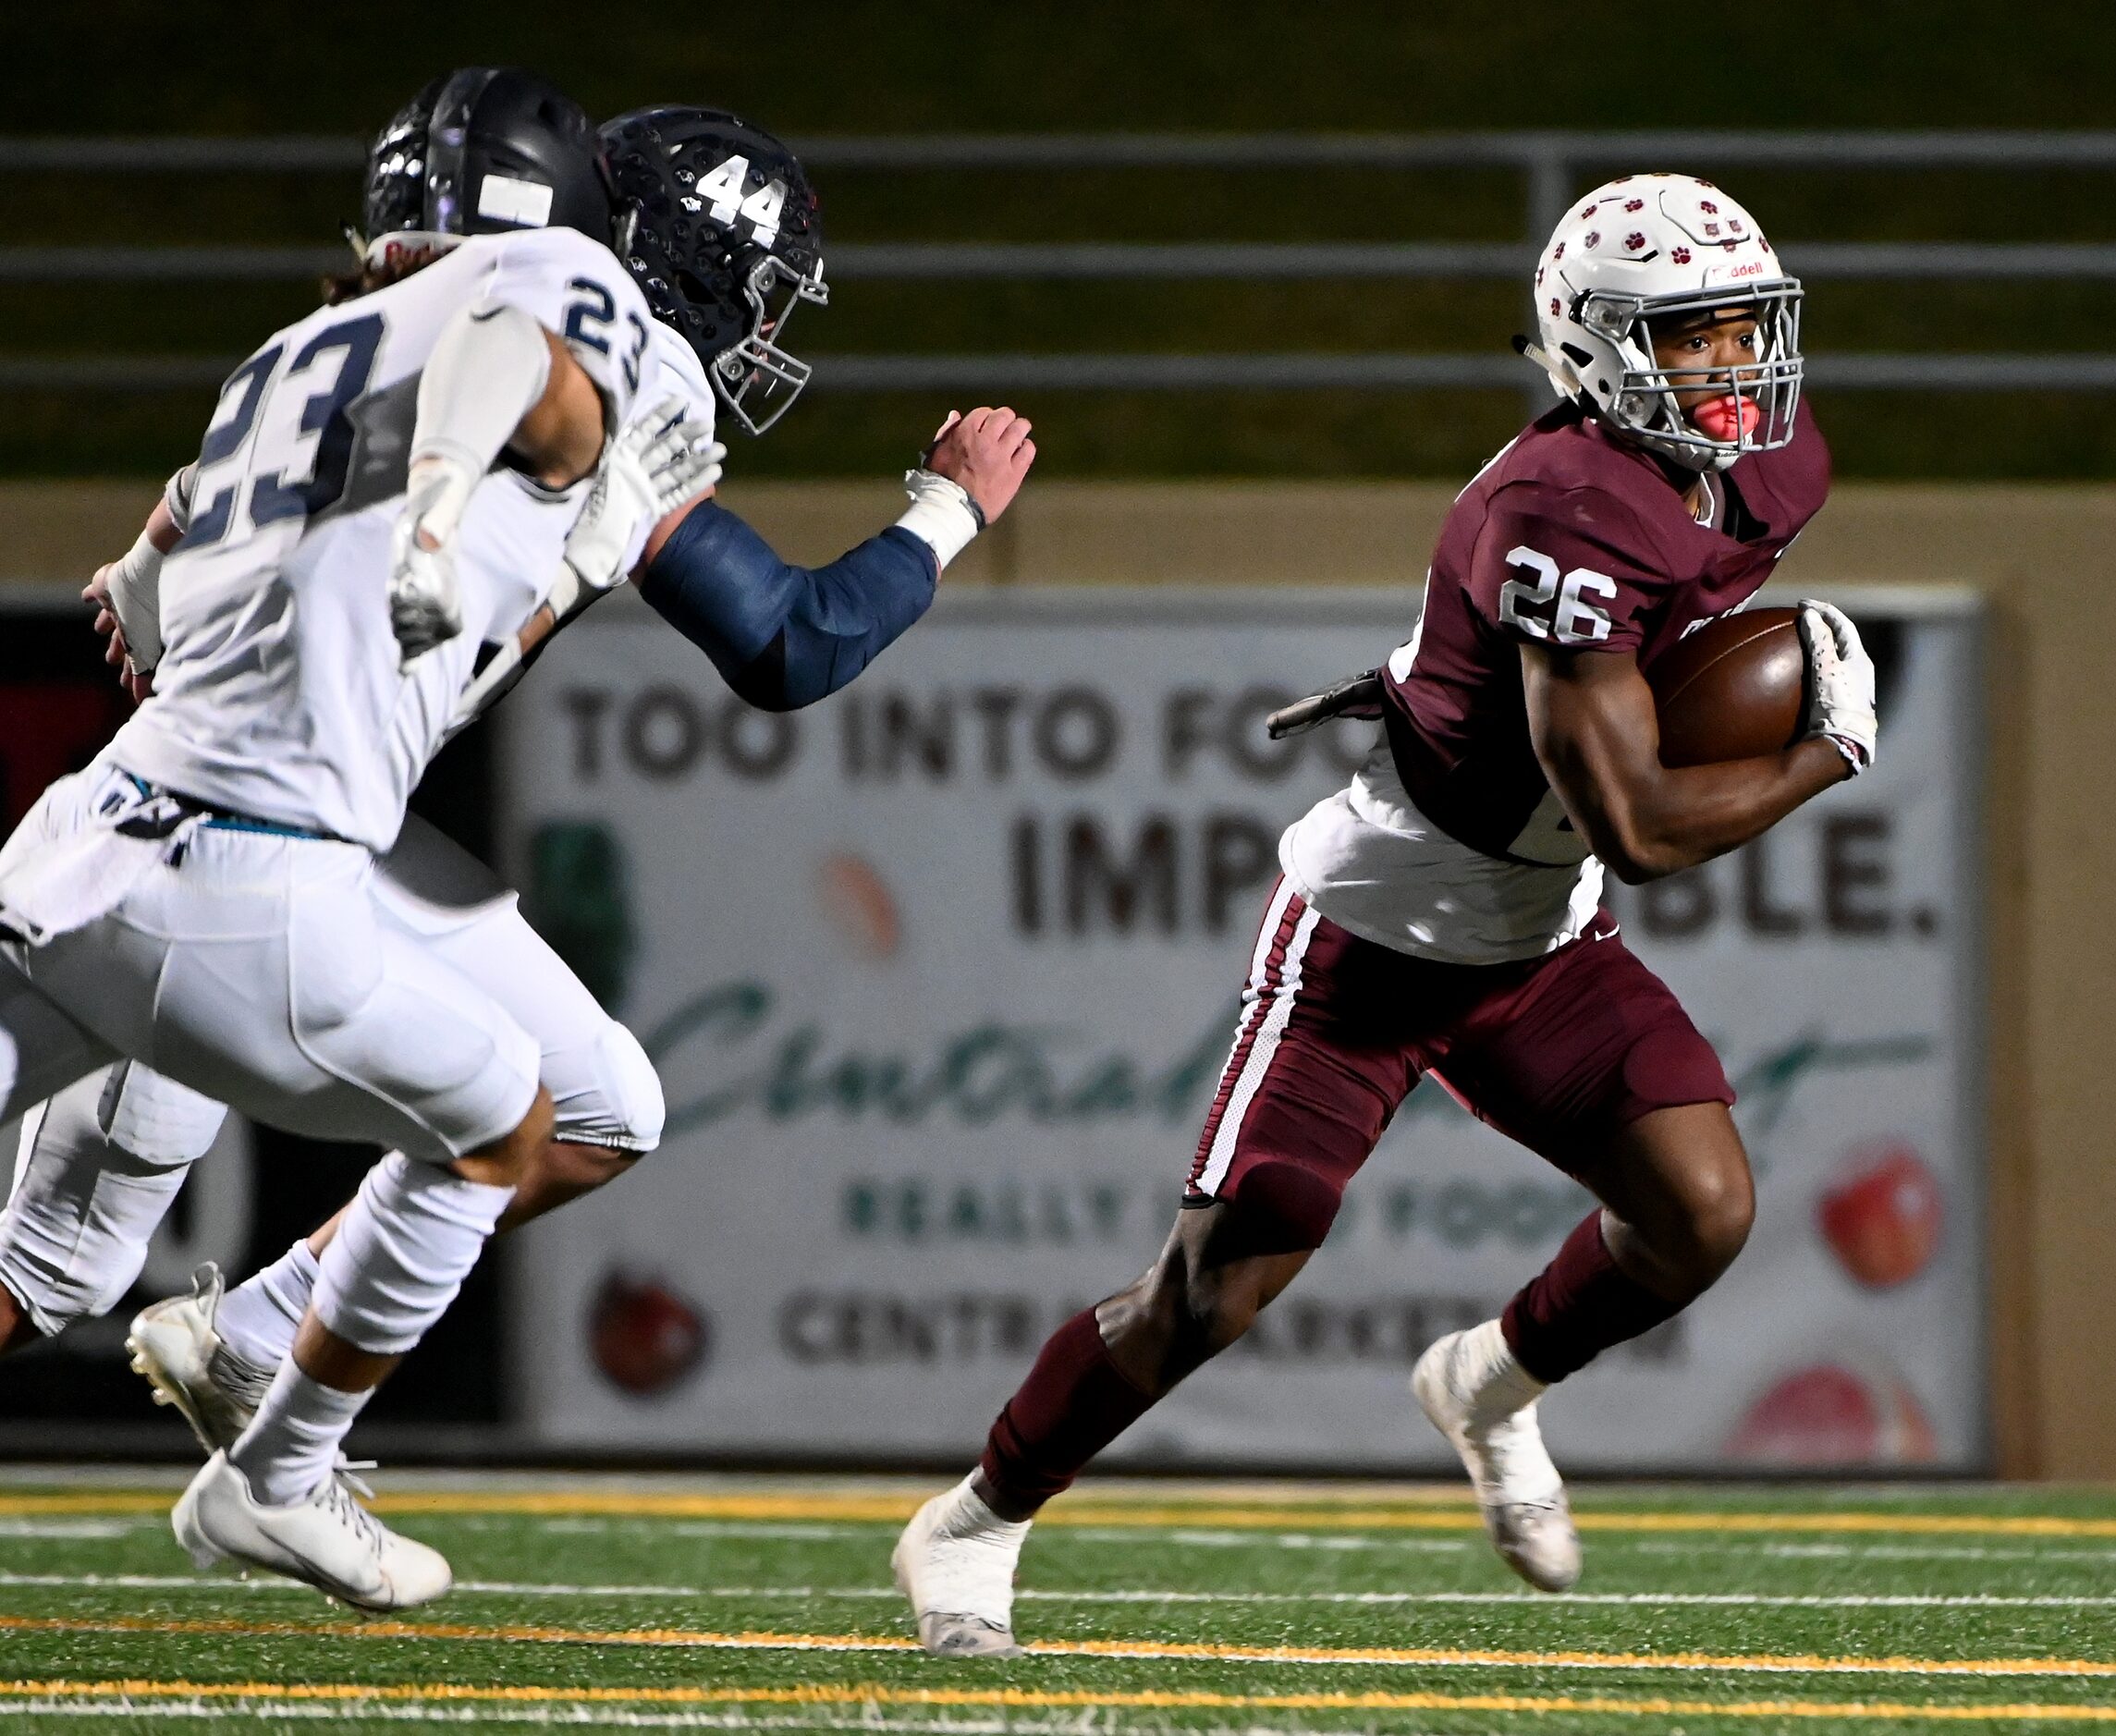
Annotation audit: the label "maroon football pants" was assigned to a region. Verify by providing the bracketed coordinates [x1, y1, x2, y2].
[1184, 880, 1732, 1234]
[978, 879, 1735, 1515]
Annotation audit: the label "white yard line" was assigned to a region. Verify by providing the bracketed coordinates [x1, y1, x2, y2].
[1686, 1541, 2116, 1564]
[527, 1517, 2116, 1564]
[0, 1710, 997, 1730]
[1015, 1589, 2116, 1608]
[0, 1519, 150, 1539]
[3, 1571, 2112, 1609]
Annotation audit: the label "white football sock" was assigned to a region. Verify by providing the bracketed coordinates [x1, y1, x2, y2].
[312, 1153, 513, 1355]
[227, 1362, 373, 1506]
[214, 1239, 320, 1372]
[1460, 1318, 1547, 1420]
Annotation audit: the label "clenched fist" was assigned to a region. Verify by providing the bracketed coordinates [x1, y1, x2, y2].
[923, 407, 1036, 524]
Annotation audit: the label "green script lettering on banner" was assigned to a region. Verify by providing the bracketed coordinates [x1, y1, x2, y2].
[641, 976, 1932, 1145]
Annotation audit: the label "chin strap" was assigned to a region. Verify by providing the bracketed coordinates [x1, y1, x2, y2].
[1511, 333, 1577, 400]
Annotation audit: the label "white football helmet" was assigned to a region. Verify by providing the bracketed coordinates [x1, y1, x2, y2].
[1527, 174, 1803, 473]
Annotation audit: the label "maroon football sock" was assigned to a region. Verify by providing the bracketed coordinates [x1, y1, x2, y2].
[1500, 1210, 1683, 1384]
[978, 1308, 1157, 1516]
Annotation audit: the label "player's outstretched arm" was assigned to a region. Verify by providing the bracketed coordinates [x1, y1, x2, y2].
[1523, 642, 1853, 884]
[635, 406, 1035, 712]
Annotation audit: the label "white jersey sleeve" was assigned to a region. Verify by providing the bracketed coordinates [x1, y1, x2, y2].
[470, 228, 656, 432]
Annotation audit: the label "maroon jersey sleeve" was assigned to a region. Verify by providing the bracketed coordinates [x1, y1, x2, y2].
[1471, 481, 1675, 656]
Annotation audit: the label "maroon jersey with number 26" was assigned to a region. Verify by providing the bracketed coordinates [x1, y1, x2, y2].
[1278, 397, 1830, 965]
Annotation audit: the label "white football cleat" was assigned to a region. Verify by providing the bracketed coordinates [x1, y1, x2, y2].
[892, 1475, 1032, 1657]
[173, 1451, 452, 1612]
[128, 1265, 274, 1455]
[1413, 1320, 1583, 1593]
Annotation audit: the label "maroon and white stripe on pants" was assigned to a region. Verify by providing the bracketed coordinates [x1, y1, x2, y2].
[1187, 878, 1322, 1198]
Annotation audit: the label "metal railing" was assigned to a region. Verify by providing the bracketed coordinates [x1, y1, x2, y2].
[6, 129, 2116, 398]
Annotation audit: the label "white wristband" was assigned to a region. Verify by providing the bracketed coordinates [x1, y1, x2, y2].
[104, 526, 165, 674]
[896, 468, 984, 570]
[162, 463, 198, 540]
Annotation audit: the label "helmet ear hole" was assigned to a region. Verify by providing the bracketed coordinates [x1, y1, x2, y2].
[676, 269, 723, 310]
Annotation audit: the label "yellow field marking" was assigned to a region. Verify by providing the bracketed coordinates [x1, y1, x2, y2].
[6, 1677, 2116, 1724]
[0, 1494, 169, 1515]
[6, 1486, 2116, 1537]
[1573, 1513, 2116, 1540]
[3, 1612, 2111, 1681]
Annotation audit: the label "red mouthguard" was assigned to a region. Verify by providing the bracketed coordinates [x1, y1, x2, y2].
[1690, 395, 1761, 442]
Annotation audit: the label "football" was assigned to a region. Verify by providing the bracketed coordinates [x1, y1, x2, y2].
[1647, 605, 1807, 767]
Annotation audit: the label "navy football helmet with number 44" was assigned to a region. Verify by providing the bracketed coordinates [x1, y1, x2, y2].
[601, 107, 827, 435]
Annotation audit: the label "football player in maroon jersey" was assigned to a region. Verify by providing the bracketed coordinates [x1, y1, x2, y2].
[893, 175, 1878, 1655]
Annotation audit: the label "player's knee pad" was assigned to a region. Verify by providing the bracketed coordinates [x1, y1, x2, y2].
[311, 1151, 513, 1356]
[95, 1059, 229, 1168]
[0, 1072, 204, 1336]
[544, 1020, 665, 1155]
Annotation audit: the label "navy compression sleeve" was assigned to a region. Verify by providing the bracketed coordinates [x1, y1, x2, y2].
[636, 500, 940, 711]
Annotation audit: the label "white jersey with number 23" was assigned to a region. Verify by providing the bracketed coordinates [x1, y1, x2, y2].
[109, 227, 653, 854]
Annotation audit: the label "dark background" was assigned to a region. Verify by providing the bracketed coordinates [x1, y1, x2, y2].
[15, 3, 2114, 136]
[6, 1, 2116, 482]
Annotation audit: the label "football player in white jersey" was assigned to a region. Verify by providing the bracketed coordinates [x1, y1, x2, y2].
[0, 67, 728, 1608]
[0, 101, 1034, 1497]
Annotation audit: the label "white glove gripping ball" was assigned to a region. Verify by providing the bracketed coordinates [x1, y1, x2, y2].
[1796, 597, 1877, 775]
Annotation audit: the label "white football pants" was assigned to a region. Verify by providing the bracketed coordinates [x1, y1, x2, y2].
[1, 767, 541, 1159]
[2, 800, 663, 1336]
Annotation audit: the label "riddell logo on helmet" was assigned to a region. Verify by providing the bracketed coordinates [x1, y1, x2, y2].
[1705, 260, 1767, 284]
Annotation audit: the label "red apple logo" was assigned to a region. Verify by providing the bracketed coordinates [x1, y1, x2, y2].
[1728, 1361, 1939, 1466]
[589, 1272, 710, 1397]
[1817, 1143, 1942, 1288]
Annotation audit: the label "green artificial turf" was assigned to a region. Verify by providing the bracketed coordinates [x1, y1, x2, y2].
[2, 1471, 2113, 1734]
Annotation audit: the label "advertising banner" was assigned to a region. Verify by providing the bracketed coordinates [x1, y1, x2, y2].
[500, 586, 1985, 1472]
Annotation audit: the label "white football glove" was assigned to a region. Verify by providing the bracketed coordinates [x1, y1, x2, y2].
[563, 397, 725, 593]
[1796, 597, 1877, 775]
[387, 452, 478, 665]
